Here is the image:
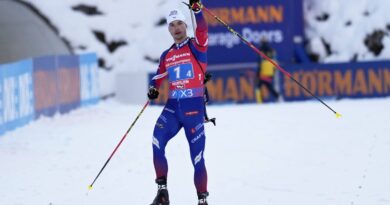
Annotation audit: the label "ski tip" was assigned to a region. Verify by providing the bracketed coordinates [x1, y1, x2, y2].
[335, 112, 342, 119]
[88, 185, 93, 190]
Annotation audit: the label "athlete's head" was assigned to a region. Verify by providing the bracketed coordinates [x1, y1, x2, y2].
[166, 9, 187, 43]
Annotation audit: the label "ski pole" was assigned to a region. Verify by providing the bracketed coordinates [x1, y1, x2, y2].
[192, 2, 341, 118]
[88, 100, 150, 190]
[189, 7, 196, 37]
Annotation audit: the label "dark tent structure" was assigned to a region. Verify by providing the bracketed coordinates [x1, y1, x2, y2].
[0, 0, 71, 64]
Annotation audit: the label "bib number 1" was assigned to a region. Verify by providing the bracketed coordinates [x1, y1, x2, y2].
[168, 63, 194, 81]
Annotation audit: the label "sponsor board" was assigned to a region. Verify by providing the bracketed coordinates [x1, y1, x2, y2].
[0, 53, 99, 136]
[149, 61, 390, 104]
[79, 53, 99, 106]
[205, 0, 304, 64]
[0, 60, 35, 133]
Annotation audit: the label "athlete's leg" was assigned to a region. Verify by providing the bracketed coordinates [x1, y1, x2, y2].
[182, 106, 208, 193]
[153, 107, 182, 179]
[256, 80, 265, 103]
[264, 81, 279, 98]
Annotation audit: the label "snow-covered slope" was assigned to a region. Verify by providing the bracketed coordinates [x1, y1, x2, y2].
[22, 0, 192, 72]
[0, 98, 389, 204]
[304, 0, 390, 62]
[23, 0, 390, 72]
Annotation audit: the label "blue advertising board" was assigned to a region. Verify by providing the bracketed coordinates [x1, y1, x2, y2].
[205, 0, 304, 65]
[205, 69, 257, 104]
[0, 53, 99, 136]
[282, 61, 390, 101]
[57, 55, 81, 114]
[149, 60, 390, 105]
[79, 53, 100, 106]
[0, 59, 35, 132]
[33, 56, 58, 118]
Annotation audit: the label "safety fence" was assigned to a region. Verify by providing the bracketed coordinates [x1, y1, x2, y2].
[0, 53, 99, 136]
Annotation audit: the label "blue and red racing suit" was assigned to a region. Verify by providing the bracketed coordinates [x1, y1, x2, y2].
[149, 11, 208, 193]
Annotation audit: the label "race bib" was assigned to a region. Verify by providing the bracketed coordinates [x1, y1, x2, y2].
[167, 63, 194, 82]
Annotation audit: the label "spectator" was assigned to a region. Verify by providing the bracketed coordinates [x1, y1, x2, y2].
[255, 37, 280, 103]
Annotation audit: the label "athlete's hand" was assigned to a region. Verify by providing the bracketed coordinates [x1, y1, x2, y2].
[189, 0, 201, 12]
[204, 72, 212, 84]
[147, 87, 159, 100]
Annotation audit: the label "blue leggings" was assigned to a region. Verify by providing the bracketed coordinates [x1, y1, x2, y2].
[152, 97, 207, 193]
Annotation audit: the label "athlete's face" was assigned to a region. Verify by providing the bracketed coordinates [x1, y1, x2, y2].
[168, 20, 187, 43]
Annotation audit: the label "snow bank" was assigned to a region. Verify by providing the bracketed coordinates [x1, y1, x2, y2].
[304, 0, 390, 62]
[22, 0, 193, 72]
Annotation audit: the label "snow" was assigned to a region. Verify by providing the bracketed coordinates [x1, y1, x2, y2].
[22, 0, 194, 73]
[304, 0, 390, 62]
[22, 0, 390, 74]
[1, 98, 390, 204]
[21, 0, 196, 96]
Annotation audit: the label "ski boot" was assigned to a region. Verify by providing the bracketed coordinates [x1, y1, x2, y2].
[197, 191, 209, 205]
[150, 177, 169, 205]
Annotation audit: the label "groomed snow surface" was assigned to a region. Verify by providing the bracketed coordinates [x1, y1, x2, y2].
[1, 98, 390, 205]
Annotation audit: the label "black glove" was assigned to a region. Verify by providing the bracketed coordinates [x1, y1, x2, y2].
[147, 87, 159, 100]
[204, 72, 212, 84]
[189, 0, 201, 12]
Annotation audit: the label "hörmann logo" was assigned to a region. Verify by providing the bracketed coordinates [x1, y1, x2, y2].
[206, 5, 284, 27]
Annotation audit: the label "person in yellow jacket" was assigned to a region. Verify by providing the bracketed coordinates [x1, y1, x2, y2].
[256, 37, 280, 103]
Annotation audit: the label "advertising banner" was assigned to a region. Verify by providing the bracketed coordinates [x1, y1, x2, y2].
[205, 0, 304, 65]
[205, 69, 257, 104]
[0, 59, 35, 132]
[149, 61, 390, 105]
[57, 55, 80, 114]
[33, 56, 58, 118]
[79, 53, 100, 106]
[0, 53, 99, 136]
[282, 61, 390, 101]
